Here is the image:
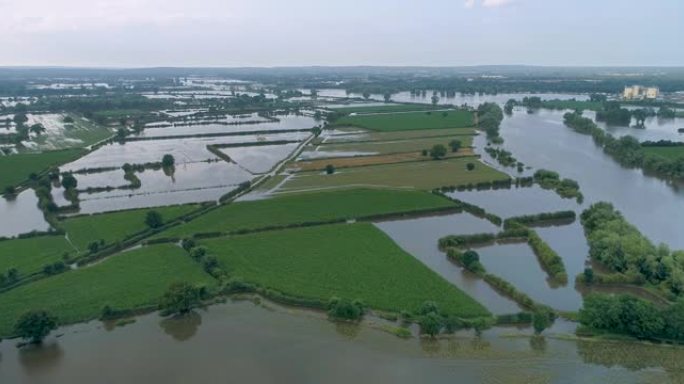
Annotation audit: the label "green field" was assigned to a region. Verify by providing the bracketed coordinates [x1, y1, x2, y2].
[0, 148, 85, 190]
[330, 104, 444, 114]
[0, 244, 214, 336]
[282, 158, 508, 192]
[540, 100, 603, 111]
[642, 146, 684, 160]
[203, 223, 489, 317]
[157, 189, 455, 239]
[62, 204, 201, 250]
[322, 127, 476, 145]
[334, 110, 474, 132]
[313, 135, 474, 155]
[0, 236, 74, 276]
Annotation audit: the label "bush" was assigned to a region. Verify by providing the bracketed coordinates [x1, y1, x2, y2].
[325, 164, 335, 175]
[466, 162, 475, 171]
[429, 144, 447, 160]
[145, 210, 164, 229]
[14, 310, 58, 344]
[158, 282, 202, 315]
[161, 154, 175, 168]
[328, 297, 365, 321]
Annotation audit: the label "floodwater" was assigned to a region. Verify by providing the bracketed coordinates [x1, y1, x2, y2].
[0, 300, 681, 383]
[217, 143, 300, 174]
[500, 108, 684, 249]
[139, 115, 316, 138]
[375, 213, 521, 314]
[583, 110, 684, 142]
[0, 190, 51, 238]
[62, 132, 310, 171]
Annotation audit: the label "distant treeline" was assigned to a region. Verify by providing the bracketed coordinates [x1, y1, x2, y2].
[563, 112, 684, 180]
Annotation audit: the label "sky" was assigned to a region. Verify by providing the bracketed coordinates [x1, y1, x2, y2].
[1, 0, 683, 67]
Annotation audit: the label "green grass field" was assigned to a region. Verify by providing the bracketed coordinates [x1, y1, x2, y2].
[203, 223, 489, 317]
[334, 110, 474, 132]
[0, 244, 215, 337]
[0, 236, 74, 277]
[642, 146, 684, 160]
[314, 135, 474, 155]
[540, 100, 603, 111]
[330, 104, 444, 114]
[62, 204, 201, 250]
[322, 127, 476, 145]
[157, 189, 455, 239]
[0, 149, 85, 190]
[282, 158, 508, 192]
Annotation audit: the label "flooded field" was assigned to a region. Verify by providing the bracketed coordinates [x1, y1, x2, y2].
[0, 191, 51, 238]
[0, 300, 681, 384]
[583, 110, 684, 142]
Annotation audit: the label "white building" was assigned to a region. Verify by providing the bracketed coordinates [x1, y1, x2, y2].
[623, 85, 659, 100]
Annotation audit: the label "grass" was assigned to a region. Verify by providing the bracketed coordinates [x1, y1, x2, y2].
[63, 115, 114, 146]
[642, 146, 684, 160]
[0, 148, 85, 190]
[540, 100, 604, 111]
[203, 223, 489, 317]
[0, 244, 215, 337]
[282, 157, 509, 192]
[157, 188, 455, 239]
[61, 204, 201, 250]
[334, 110, 474, 132]
[325, 127, 476, 144]
[313, 135, 474, 155]
[292, 149, 475, 172]
[330, 104, 444, 114]
[0, 236, 74, 276]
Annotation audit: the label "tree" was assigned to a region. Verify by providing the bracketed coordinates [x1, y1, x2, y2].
[466, 162, 475, 171]
[431, 95, 439, 106]
[161, 154, 175, 168]
[328, 297, 365, 321]
[429, 144, 447, 160]
[383, 93, 392, 103]
[583, 267, 594, 283]
[29, 123, 46, 136]
[3, 185, 16, 197]
[419, 312, 443, 337]
[61, 173, 78, 190]
[14, 310, 58, 344]
[362, 92, 371, 100]
[159, 282, 202, 315]
[532, 308, 553, 335]
[63, 115, 74, 123]
[145, 210, 164, 229]
[325, 164, 335, 175]
[448, 139, 462, 152]
[13, 113, 28, 126]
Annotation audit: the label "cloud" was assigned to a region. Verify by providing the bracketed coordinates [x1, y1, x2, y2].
[465, 0, 514, 8]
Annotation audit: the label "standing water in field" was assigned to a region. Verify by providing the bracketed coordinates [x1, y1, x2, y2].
[0, 190, 51, 238]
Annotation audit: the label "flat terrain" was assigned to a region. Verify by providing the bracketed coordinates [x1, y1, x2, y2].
[334, 110, 474, 132]
[292, 149, 475, 171]
[330, 104, 445, 114]
[642, 146, 684, 160]
[0, 148, 85, 190]
[0, 244, 214, 337]
[0, 236, 74, 276]
[157, 188, 455, 238]
[312, 135, 474, 155]
[61, 204, 201, 250]
[203, 223, 489, 317]
[321, 127, 476, 144]
[281, 157, 509, 192]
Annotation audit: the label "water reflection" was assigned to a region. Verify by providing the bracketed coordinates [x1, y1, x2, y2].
[0, 189, 51, 238]
[159, 311, 203, 342]
[18, 342, 65, 376]
[334, 321, 361, 340]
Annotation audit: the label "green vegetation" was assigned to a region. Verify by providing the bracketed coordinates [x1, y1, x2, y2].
[564, 112, 684, 181]
[322, 127, 476, 144]
[533, 169, 583, 201]
[580, 294, 684, 342]
[314, 135, 474, 155]
[581, 202, 684, 296]
[158, 282, 204, 316]
[527, 229, 568, 284]
[334, 110, 473, 132]
[642, 145, 684, 161]
[282, 158, 509, 192]
[0, 236, 73, 277]
[158, 189, 455, 239]
[203, 223, 489, 318]
[61, 204, 200, 250]
[13, 310, 58, 344]
[0, 244, 215, 337]
[503, 211, 576, 229]
[0, 148, 85, 190]
[476, 102, 504, 138]
[330, 104, 443, 114]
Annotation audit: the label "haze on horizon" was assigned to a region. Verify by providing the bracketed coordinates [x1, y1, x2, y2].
[1, 0, 683, 68]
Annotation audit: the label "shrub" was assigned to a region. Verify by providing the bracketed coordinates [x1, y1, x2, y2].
[328, 297, 365, 321]
[145, 210, 164, 229]
[158, 282, 202, 315]
[325, 164, 335, 175]
[14, 310, 58, 344]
